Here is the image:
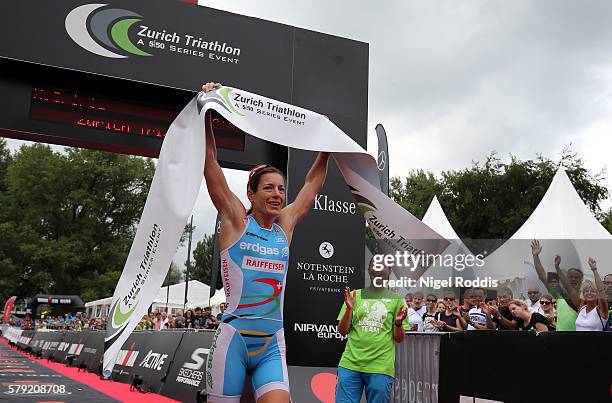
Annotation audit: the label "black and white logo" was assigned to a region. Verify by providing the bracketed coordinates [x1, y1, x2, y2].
[313, 194, 356, 215]
[319, 242, 334, 259]
[377, 150, 386, 171]
[175, 348, 208, 387]
[138, 350, 168, 371]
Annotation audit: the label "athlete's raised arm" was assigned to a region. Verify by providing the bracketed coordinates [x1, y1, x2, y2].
[202, 82, 247, 237]
[278, 152, 330, 240]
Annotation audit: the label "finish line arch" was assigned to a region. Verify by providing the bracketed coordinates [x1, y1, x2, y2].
[0, 0, 368, 387]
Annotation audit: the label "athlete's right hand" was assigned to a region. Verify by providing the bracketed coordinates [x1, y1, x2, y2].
[202, 82, 222, 92]
[344, 287, 356, 311]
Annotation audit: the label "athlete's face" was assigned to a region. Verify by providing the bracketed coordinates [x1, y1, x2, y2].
[249, 173, 286, 218]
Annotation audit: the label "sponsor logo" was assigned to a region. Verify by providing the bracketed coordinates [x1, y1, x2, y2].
[319, 242, 334, 259]
[281, 246, 289, 258]
[239, 242, 279, 256]
[68, 343, 84, 355]
[44, 342, 60, 351]
[65, 4, 151, 58]
[57, 342, 70, 352]
[275, 236, 286, 243]
[222, 258, 231, 297]
[395, 372, 440, 403]
[297, 261, 356, 285]
[82, 347, 97, 355]
[246, 232, 268, 242]
[138, 350, 168, 371]
[37, 297, 72, 304]
[377, 150, 387, 171]
[242, 256, 286, 273]
[175, 348, 209, 387]
[115, 342, 139, 367]
[65, 4, 241, 62]
[293, 323, 347, 340]
[106, 223, 161, 347]
[313, 194, 357, 215]
[206, 327, 221, 389]
[357, 300, 388, 334]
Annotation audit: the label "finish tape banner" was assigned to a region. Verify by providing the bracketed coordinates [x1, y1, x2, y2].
[103, 87, 449, 375]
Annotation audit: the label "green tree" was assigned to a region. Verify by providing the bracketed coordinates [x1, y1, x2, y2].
[0, 145, 155, 302]
[0, 138, 11, 192]
[389, 169, 443, 220]
[191, 234, 223, 290]
[599, 208, 612, 234]
[390, 148, 610, 243]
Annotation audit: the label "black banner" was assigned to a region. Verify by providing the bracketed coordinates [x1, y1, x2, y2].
[287, 366, 339, 403]
[439, 331, 612, 403]
[16, 330, 35, 350]
[28, 331, 49, 354]
[53, 331, 88, 364]
[78, 331, 105, 374]
[40, 332, 66, 360]
[52, 331, 73, 363]
[112, 331, 183, 393]
[0, 0, 293, 97]
[160, 331, 215, 401]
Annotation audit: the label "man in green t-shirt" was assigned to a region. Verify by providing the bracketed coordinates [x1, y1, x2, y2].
[335, 259, 407, 403]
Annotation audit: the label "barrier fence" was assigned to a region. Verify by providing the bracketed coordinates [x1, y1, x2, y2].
[2, 325, 610, 403]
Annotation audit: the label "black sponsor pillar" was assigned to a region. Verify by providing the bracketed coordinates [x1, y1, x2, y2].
[284, 29, 368, 367]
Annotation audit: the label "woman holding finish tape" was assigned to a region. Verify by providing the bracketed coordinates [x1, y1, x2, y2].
[201, 82, 329, 403]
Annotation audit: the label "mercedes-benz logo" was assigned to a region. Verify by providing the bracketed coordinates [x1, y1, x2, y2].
[319, 242, 334, 259]
[377, 150, 386, 171]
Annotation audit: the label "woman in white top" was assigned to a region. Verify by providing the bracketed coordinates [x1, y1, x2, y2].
[575, 263, 609, 331]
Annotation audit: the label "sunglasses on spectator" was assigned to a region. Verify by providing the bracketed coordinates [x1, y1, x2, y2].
[540, 300, 551, 305]
[426, 299, 437, 302]
[443, 297, 455, 301]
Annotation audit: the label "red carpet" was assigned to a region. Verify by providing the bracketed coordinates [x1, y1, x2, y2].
[1, 337, 179, 403]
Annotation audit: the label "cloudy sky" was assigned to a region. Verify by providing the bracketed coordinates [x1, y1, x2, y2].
[7, 0, 612, 270]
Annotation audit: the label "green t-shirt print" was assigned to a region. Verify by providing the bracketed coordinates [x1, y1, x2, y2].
[337, 289, 406, 378]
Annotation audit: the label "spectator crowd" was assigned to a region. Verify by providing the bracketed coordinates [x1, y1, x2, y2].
[7, 303, 230, 332]
[402, 241, 611, 333]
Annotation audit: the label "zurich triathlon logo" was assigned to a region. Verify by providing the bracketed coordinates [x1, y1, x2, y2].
[65, 3, 151, 58]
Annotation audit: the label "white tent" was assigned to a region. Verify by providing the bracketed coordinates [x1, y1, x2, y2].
[482, 168, 612, 298]
[391, 196, 476, 296]
[423, 196, 461, 240]
[85, 280, 226, 317]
